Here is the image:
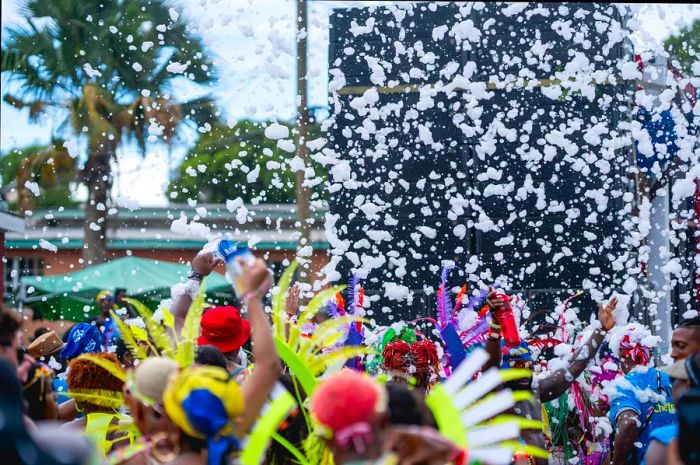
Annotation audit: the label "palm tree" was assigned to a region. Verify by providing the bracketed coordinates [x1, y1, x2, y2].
[1, 0, 217, 264]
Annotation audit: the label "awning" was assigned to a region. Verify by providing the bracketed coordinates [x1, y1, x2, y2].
[0, 210, 25, 233]
[19, 256, 232, 321]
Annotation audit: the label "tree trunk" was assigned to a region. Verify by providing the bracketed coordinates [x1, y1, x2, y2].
[82, 138, 114, 265]
[295, 0, 312, 282]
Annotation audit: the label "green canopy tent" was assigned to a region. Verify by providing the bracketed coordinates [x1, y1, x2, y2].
[19, 256, 233, 321]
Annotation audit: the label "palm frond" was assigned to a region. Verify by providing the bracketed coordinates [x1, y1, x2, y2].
[307, 346, 376, 375]
[123, 297, 173, 355]
[176, 280, 207, 368]
[109, 310, 148, 360]
[177, 95, 219, 130]
[130, 325, 149, 343]
[272, 260, 299, 339]
[297, 285, 347, 324]
[308, 316, 369, 348]
[274, 336, 317, 396]
[240, 384, 300, 465]
[289, 285, 346, 349]
[161, 306, 176, 346]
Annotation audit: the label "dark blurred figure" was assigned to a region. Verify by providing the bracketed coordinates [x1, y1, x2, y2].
[386, 381, 436, 427]
[32, 327, 51, 341]
[265, 374, 309, 465]
[0, 305, 21, 367]
[22, 362, 58, 421]
[111, 337, 136, 369]
[114, 288, 136, 318]
[0, 357, 95, 465]
[195, 344, 228, 370]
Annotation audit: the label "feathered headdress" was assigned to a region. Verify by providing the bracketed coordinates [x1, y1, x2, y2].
[326, 292, 345, 318]
[425, 349, 549, 463]
[434, 265, 468, 371]
[263, 261, 376, 465]
[437, 265, 455, 329]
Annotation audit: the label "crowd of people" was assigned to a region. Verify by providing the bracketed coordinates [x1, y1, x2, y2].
[1, 251, 700, 465]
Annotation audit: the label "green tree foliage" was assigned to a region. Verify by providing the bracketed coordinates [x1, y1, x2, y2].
[0, 142, 77, 211]
[1, 0, 218, 262]
[168, 121, 328, 204]
[665, 19, 700, 74]
[0, 147, 30, 187]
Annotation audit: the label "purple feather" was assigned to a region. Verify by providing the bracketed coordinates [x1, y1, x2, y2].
[437, 265, 454, 328]
[463, 332, 489, 349]
[347, 274, 360, 316]
[460, 317, 490, 346]
[326, 299, 339, 318]
[466, 286, 491, 312]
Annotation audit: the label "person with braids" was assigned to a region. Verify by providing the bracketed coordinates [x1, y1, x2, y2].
[385, 381, 436, 428]
[263, 374, 310, 465]
[381, 326, 442, 390]
[62, 352, 133, 456]
[22, 361, 58, 421]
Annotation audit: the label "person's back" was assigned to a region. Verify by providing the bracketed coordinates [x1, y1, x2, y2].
[22, 361, 58, 421]
[609, 366, 676, 464]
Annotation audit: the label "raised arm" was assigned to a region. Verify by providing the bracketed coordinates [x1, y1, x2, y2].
[613, 410, 640, 465]
[283, 284, 300, 340]
[237, 258, 282, 436]
[483, 289, 506, 372]
[536, 297, 617, 403]
[171, 252, 221, 335]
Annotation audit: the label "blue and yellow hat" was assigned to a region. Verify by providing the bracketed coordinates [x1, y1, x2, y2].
[96, 290, 115, 302]
[163, 365, 244, 465]
[501, 339, 533, 369]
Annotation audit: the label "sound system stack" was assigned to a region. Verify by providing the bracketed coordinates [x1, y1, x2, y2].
[327, 3, 636, 327]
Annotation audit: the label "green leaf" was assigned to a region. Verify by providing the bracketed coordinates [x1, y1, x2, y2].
[426, 385, 467, 447]
[272, 260, 299, 339]
[297, 285, 346, 325]
[288, 284, 346, 353]
[271, 432, 310, 465]
[308, 316, 369, 348]
[307, 346, 376, 375]
[109, 310, 148, 360]
[176, 279, 207, 368]
[274, 336, 317, 396]
[123, 297, 173, 354]
[130, 325, 149, 343]
[240, 388, 300, 465]
[161, 307, 175, 330]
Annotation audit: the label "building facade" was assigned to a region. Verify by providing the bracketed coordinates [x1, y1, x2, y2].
[3, 204, 329, 303]
[0, 204, 26, 302]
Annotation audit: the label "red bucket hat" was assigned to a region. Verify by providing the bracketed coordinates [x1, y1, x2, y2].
[197, 306, 251, 354]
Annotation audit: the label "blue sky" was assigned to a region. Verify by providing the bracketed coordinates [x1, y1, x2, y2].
[2, 1, 700, 205]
